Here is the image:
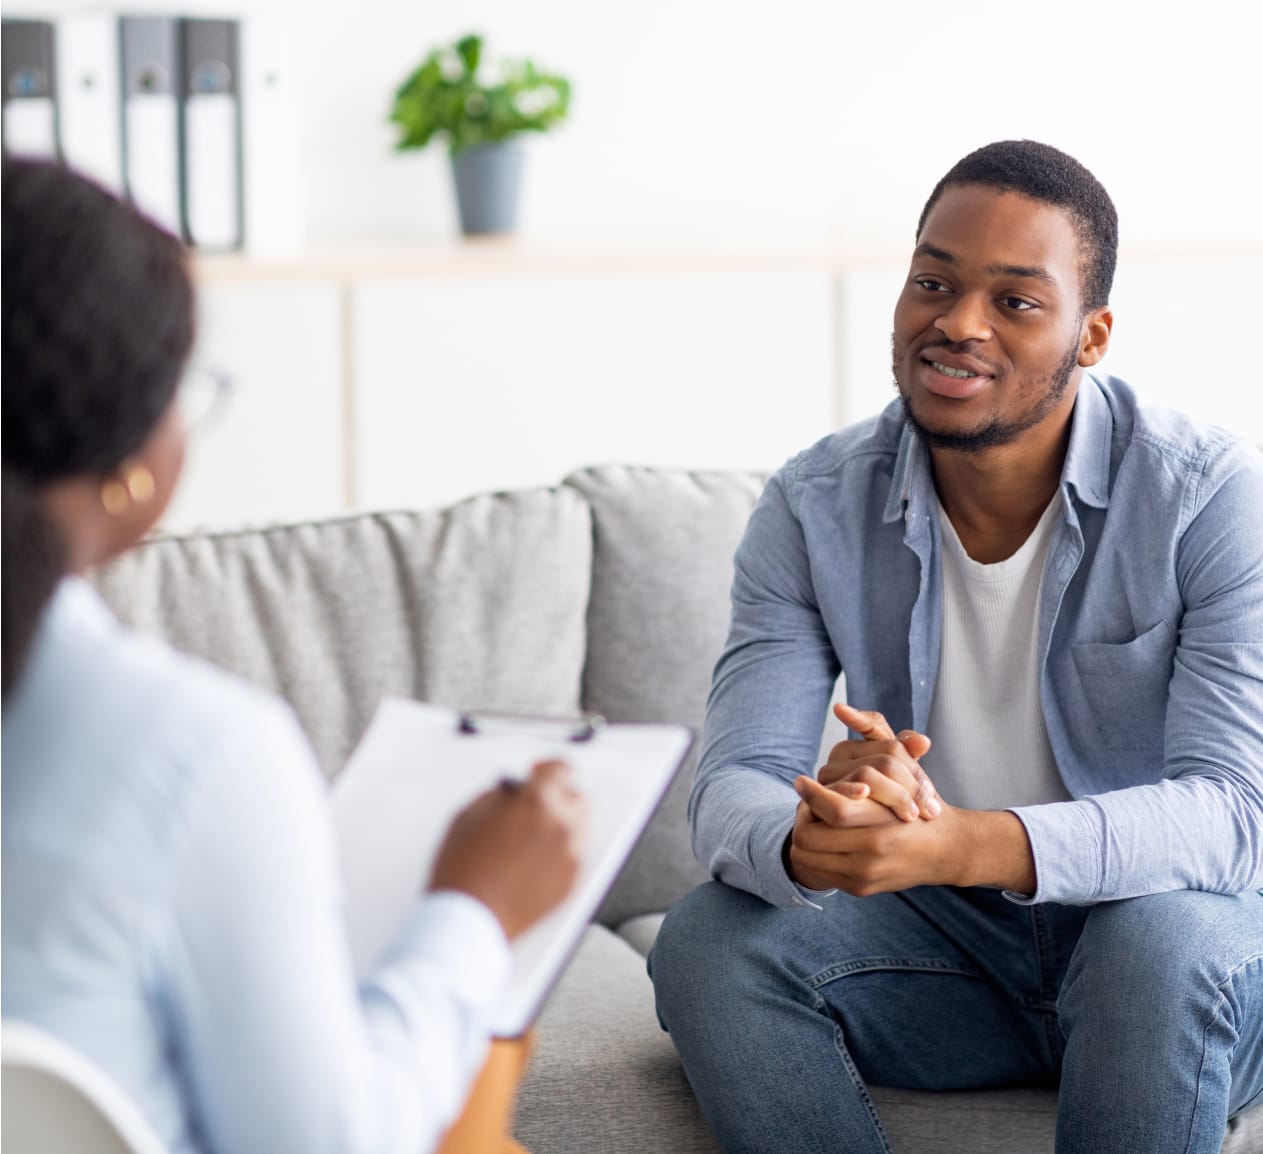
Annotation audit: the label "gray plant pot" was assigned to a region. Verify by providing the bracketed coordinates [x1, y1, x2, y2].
[450, 141, 525, 236]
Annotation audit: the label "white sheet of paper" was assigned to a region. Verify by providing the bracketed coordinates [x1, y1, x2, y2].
[331, 698, 693, 1037]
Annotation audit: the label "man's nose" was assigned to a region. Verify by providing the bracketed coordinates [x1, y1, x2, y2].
[933, 293, 992, 345]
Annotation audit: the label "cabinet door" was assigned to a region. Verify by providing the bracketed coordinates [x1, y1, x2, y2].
[162, 280, 345, 531]
[351, 268, 835, 512]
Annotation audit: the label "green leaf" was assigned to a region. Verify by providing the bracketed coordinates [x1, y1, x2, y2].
[388, 32, 571, 153]
[455, 34, 481, 75]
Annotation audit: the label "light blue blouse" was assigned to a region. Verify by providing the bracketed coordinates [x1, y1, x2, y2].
[2, 578, 511, 1154]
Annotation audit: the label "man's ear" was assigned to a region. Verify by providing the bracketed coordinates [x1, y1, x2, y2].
[1078, 306, 1113, 368]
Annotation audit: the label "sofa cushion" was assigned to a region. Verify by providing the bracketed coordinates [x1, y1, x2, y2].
[866, 1086, 1261, 1154]
[563, 465, 766, 927]
[615, 912, 665, 959]
[91, 490, 593, 777]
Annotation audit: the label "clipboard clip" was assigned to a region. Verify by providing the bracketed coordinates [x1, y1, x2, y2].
[456, 710, 607, 743]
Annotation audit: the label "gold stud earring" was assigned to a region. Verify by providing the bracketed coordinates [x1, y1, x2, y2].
[99, 463, 156, 515]
[100, 479, 130, 515]
[124, 464, 155, 504]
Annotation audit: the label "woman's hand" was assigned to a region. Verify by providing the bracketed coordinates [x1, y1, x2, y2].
[429, 760, 587, 939]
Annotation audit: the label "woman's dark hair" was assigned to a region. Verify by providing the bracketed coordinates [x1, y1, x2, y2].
[1, 467, 66, 700]
[1, 158, 195, 484]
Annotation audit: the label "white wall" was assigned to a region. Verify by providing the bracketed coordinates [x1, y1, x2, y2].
[12, 0, 1263, 526]
[351, 267, 834, 510]
[16, 0, 1263, 248]
[297, 0, 1263, 250]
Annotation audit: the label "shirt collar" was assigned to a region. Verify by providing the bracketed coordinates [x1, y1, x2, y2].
[44, 575, 119, 646]
[1059, 373, 1112, 510]
[882, 372, 1115, 523]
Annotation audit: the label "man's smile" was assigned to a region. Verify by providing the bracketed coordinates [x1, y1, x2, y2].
[916, 349, 996, 398]
[929, 361, 980, 379]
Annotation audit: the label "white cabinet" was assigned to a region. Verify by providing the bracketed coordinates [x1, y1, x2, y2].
[351, 267, 835, 511]
[163, 279, 344, 531]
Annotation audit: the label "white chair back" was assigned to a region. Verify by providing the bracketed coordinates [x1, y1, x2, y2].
[2, 1020, 171, 1154]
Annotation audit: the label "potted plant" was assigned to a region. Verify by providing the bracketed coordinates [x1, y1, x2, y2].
[389, 33, 571, 236]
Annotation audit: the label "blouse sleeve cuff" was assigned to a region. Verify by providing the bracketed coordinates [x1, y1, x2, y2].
[378, 890, 513, 1009]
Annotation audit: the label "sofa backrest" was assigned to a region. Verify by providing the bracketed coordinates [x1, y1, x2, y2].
[90, 466, 766, 929]
[566, 466, 765, 924]
[92, 487, 593, 777]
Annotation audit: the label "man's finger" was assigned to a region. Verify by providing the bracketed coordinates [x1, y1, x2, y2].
[795, 776, 870, 825]
[833, 701, 896, 741]
[797, 793, 900, 835]
[896, 729, 933, 760]
[795, 775, 846, 824]
[892, 730, 941, 817]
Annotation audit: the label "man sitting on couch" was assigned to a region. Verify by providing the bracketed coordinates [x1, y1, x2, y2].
[650, 140, 1263, 1153]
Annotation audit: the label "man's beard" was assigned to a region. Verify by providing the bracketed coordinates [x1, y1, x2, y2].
[892, 335, 1080, 454]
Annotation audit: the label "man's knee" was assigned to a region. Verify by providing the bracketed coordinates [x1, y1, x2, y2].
[651, 882, 761, 979]
[649, 881, 785, 1025]
[1061, 890, 1255, 1024]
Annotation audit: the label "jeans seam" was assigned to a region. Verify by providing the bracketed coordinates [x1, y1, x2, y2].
[807, 957, 983, 991]
[1030, 905, 1066, 1067]
[813, 987, 895, 1154]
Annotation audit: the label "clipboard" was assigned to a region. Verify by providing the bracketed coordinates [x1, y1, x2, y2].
[331, 697, 694, 1038]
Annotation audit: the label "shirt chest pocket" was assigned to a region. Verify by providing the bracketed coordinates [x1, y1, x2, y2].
[1071, 620, 1176, 752]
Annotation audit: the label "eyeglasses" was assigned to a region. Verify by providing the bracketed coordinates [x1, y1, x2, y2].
[178, 366, 232, 435]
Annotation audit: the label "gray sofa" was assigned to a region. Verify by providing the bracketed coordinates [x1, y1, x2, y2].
[92, 464, 1263, 1154]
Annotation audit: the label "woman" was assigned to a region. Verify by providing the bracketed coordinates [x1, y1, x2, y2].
[0, 157, 585, 1154]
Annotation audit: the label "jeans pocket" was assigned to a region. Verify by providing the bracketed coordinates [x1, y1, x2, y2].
[1072, 620, 1176, 750]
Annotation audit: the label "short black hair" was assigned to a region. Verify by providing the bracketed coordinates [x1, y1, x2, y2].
[2, 158, 195, 484]
[916, 140, 1118, 311]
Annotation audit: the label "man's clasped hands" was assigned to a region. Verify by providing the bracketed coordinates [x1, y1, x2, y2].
[788, 702, 991, 897]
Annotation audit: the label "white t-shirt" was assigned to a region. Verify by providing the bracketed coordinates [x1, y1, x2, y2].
[921, 498, 1072, 812]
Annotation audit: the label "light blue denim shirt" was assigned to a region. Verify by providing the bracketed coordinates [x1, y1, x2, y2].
[2, 579, 512, 1154]
[690, 374, 1263, 909]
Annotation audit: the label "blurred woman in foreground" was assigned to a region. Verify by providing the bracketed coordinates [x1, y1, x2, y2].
[1, 157, 585, 1154]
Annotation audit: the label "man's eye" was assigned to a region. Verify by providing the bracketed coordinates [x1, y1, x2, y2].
[1002, 296, 1035, 311]
[916, 278, 949, 293]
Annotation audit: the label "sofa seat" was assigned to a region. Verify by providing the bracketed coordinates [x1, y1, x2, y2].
[517, 925, 717, 1154]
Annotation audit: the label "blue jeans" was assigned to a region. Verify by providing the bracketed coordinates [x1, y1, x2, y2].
[648, 883, 1263, 1153]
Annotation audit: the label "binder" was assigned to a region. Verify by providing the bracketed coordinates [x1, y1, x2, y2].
[181, 18, 241, 249]
[120, 16, 181, 235]
[332, 699, 694, 1037]
[55, 12, 123, 192]
[239, 14, 304, 255]
[2, 19, 59, 160]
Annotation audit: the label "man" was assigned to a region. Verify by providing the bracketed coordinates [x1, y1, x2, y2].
[649, 141, 1263, 1154]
